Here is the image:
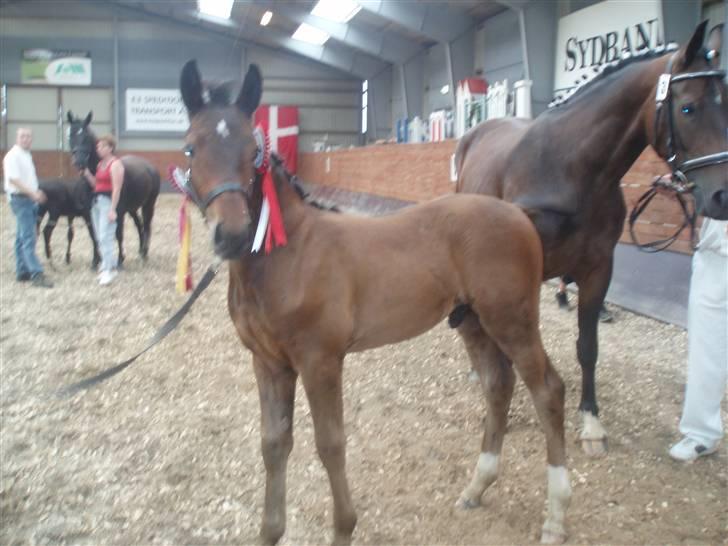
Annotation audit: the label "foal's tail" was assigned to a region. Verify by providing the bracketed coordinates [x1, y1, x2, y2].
[141, 166, 161, 258]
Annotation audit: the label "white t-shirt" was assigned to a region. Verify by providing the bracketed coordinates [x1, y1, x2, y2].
[3, 144, 39, 200]
[698, 219, 728, 258]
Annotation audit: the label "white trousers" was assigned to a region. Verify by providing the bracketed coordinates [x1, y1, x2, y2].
[679, 243, 728, 445]
[92, 194, 118, 273]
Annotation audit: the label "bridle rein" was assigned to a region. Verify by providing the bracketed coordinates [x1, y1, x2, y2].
[630, 51, 727, 251]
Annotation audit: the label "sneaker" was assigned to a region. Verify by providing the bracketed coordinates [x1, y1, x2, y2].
[30, 273, 53, 288]
[599, 306, 613, 323]
[556, 291, 569, 309]
[98, 270, 117, 286]
[669, 437, 718, 462]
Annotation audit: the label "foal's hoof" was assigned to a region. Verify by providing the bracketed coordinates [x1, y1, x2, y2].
[581, 438, 608, 458]
[455, 495, 480, 510]
[540, 529, 567, 544]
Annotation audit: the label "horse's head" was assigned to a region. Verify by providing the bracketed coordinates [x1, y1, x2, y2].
[180, 60, 262, 260]
[655, 22, 728, 219]
[67, 110, 96, 170]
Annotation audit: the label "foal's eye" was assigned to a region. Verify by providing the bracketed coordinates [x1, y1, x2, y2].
[680, 103, 695, 115]
[183, 144, 194, 158]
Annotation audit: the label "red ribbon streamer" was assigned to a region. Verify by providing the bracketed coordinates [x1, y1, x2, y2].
[262, 170, 287, 253]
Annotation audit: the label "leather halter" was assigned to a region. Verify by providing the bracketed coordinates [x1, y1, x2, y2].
[653, 53, 728, 187]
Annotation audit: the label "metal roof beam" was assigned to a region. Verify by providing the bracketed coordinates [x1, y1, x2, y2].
[279, 6, 421, 64]
[357, 1, 473, 43]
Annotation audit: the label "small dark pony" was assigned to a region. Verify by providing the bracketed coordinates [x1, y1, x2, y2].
[178, 60, 572, 546]
[455, 22, 727, 457]
[66, 111, 161, 265]
[36, 176, 99, 267]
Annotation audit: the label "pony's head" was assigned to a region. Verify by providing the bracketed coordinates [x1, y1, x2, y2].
[655, 22, 728, 219]
[66, 110, 95, 170]
[180, 60, 262, 260]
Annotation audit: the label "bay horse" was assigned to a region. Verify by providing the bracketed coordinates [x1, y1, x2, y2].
[180, 60, 571, 545]
[455, 21, 727, 457]
[66, 111, 161, 265]
[36, 176, 100, 268]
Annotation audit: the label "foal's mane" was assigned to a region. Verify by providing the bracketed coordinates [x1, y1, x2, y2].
[549, 44, 679, 108]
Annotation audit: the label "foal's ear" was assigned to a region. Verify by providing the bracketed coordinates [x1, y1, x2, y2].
[181, 59, 205, 117]
[236, 64, 262, 117]
[84, 111, 93, 127]
[67, 110, 75, 123]
[679, 20, 709, 69]
[706, 24, 723, 68]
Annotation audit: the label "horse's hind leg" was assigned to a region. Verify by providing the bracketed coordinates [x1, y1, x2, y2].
[129, 209, 144, 259]
[116, 212, 125, 267]
[253, 356, 297, 546]
[42, 214, 58, 269]
[65, 217, 75, 264]
[300, 354, 357, 546]
[498, 328, 571, 544]
[141, 194, 157, 260]
[455, 310, 515, 509]
[574, 261, 613, 457]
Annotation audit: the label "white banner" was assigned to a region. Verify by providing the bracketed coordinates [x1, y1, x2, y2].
[554, 0, 664, 94]
[126, 89, 189, 132]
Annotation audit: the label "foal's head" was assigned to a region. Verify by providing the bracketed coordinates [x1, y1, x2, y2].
[179, 60, 263, 259]
[657, 22, 728, 219]
[67, 111, 96, 170]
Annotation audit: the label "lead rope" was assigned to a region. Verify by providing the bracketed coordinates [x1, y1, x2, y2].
[57, 257, 222, 397]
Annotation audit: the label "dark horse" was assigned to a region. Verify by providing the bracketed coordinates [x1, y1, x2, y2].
[66, 111, 160, 264]
[455, 22, 727, 456]
[179, 60, 572, 544]
[37, 176, 100, 267]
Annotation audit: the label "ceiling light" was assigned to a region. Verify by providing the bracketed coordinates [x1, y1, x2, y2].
[311, 0, 361, 23]
[440, 84, 450, 95]
[198, 0, 234, 20]
[292, 23, 330, 46]
[260, 10, 272, 26]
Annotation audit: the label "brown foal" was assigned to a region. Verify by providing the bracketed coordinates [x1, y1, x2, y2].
[180, 59, 571, 545]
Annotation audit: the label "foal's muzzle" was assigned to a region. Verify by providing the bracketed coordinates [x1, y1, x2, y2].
[213, 223, 251, 259]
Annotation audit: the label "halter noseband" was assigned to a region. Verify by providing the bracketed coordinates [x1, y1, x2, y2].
[653, 53, 728, 187]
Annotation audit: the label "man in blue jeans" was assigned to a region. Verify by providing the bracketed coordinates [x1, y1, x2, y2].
[3, 127, 53, 288]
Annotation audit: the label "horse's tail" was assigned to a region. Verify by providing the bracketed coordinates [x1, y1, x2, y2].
[141, 166, 161, 258]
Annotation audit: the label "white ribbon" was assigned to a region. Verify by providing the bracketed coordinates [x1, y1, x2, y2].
[251, 197, 270, 253]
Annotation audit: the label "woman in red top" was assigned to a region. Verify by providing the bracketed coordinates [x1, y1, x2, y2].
[83, 134, 125, 285]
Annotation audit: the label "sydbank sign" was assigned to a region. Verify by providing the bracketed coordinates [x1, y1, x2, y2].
[554, 0, 664, 94]
[22, 49, 92, 86]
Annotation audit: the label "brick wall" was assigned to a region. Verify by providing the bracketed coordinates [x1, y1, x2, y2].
[299, 141, 695, 254]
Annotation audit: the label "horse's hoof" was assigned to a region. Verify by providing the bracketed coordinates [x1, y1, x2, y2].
[332, 533, 352, 546]
[581, 438, 608, 457]
[540, 529, 566, 544]
[455, 496, 480, 510]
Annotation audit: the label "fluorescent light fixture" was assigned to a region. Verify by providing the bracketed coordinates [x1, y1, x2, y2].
[292, 23, 330, 46]
[440, 84, 450, 95]
[198, 0, 234, 20]
[311, 0, 361, 23]
[260, 10, 272, 26]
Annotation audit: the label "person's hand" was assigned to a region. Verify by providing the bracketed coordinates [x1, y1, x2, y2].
[108, 209, 117, 223]
[34, 190, 47, 204]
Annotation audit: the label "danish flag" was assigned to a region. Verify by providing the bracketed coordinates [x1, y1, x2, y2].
[254, 105, 299, 173]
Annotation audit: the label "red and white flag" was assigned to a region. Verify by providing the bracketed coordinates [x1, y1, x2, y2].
[254, 105, 299, 173]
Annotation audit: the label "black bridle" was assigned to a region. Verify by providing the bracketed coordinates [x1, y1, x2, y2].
[630, 53, 727, 252]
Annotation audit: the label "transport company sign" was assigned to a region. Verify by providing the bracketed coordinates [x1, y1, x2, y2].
[126, 89, 189, 132]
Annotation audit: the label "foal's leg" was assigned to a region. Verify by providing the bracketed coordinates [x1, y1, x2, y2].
[42, 213, 58, 267]
[65, 217, 75, 264]
[505, 336, 571, 544]
[455, 312, 515, 509]
[115, 212, 126, 266]
[253, 357, 297, 546]
[300, 356, 357, 546]
[83, 212, 101, 269]
[574, 261, 613, 457]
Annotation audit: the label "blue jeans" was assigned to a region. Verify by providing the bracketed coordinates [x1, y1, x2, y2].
[9, 195, 43, 279]
[92, 194, 118, 272]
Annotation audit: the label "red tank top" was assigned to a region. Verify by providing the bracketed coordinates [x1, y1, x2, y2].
[94, 158, 118, 194]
